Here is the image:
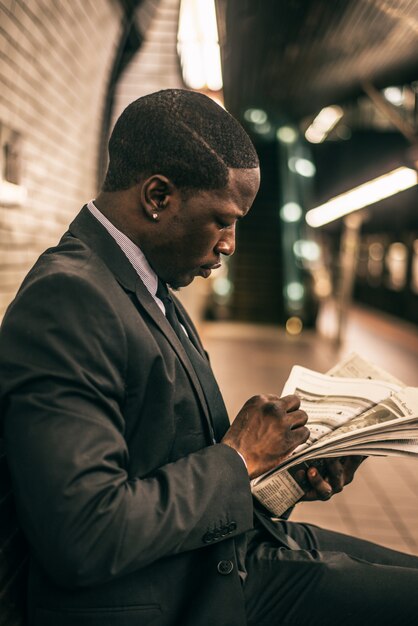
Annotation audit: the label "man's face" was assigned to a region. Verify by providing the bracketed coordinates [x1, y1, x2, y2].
[144, 168, 260, 289]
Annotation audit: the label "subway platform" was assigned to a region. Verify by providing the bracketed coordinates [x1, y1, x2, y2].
[200, 304, 418, 556]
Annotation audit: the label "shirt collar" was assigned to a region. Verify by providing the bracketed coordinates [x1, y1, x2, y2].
[87, 200, 158, 298]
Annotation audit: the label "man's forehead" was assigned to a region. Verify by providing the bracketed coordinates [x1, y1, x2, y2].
[183, 167, 259, 215]
[226, 167, 260, 205]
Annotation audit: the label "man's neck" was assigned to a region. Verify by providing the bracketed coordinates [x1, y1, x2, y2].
[94, 190, 141, 247]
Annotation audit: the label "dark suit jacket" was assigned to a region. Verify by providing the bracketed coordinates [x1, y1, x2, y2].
[0, 207, 256, 626]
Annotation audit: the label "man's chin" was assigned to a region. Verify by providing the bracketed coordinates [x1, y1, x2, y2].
[167, 274, 195, 290]
[167, 266, 213, 289]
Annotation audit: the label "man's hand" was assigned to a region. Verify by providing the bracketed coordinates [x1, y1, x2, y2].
[297, 456, 366, 502]
[222, 394, 309, 479]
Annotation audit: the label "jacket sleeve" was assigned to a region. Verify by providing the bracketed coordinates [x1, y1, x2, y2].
[0, 269, 254, 588]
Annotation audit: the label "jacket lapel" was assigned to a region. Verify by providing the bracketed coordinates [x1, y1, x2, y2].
[68, 207, 214, 436]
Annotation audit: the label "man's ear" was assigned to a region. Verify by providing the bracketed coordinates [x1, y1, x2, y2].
[141, 175, 174, 222]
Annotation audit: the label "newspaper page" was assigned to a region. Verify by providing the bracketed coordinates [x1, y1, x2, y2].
[327, 352, 406, 386]
[282, 387, 418, 463]
[303, 387, 418, 451]
[251, 354, 417, 517]
[280, 366, 402, 450]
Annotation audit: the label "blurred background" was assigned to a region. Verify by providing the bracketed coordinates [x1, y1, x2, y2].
[1, 0, 417, 554]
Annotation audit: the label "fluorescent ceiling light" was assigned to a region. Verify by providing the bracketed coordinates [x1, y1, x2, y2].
[306, 166, 417, 228]
[178, 0, 223, 91]
[305, 105, 344, 144]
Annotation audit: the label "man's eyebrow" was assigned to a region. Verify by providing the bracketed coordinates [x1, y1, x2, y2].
[217, 205, 248, 220]
[230, 212, 246, 222]
[233, 206, 249, 219]
[218, 209, 241, 220]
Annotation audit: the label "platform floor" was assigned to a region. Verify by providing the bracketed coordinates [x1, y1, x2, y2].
[200, 304, 418, 556]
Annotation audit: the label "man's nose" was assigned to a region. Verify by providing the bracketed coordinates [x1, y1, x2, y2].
[215, 227, 236, 256]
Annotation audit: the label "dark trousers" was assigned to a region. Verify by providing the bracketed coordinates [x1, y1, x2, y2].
[244, 521, 418, 625]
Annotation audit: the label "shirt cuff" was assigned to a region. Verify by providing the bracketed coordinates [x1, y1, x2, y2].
[236, 450, 248, 471]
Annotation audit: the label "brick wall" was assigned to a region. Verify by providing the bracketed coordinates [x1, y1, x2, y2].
[0, 0, 123, 316]
[112, 0, 182, 123]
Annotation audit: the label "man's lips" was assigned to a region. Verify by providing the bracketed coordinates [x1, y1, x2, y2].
[198, 262, 221, 278]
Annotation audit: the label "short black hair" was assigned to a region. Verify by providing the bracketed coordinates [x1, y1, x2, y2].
[102, 89, 259, 192]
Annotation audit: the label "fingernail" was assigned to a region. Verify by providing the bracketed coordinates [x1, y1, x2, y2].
[309, 468, 317, 477]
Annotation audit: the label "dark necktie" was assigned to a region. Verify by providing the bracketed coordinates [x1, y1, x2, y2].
[156, 279, 191, 346]
[156, 279, 230, 442]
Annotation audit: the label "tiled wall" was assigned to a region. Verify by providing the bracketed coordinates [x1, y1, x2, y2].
[0, 0, 123, 316]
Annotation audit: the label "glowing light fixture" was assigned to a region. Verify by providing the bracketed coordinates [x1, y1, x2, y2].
[293, 240, 321, 262]
[280, 202, 302, 222]
[244, 109, 268, 124]
[383, 86, 404, 106]
[288, 157, 316, 178]
[286, 316, 303, 335]
[306, 167, 418, 228]
[277, 126, 297, 144]
[305, 105, 344, 144]
[178, 0, 223, 91]
[253, 122, 272, 135]
[285, 282, 304, 301]
[213, 277, 231, 296]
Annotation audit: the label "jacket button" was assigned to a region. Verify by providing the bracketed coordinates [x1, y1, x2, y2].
[202, 531, 214, 544]
[217, 560, 234, 575]
[228, 521, 237, 532]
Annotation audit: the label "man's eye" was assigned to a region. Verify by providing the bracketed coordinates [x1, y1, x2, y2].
[217, 220, 233, 230]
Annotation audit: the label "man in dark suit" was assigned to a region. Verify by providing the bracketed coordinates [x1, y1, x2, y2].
[1, 89, 418, 626]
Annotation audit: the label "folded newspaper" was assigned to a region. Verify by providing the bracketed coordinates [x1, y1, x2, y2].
[251, 353, 418, 516]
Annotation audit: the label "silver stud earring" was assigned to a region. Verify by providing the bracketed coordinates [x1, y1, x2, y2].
[152, 212, 159, 220]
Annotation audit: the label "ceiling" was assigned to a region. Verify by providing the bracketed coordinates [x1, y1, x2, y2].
[216, 0, 418, 122]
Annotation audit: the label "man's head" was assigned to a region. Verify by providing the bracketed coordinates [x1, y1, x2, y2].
[98, 89, 260, 288]
[103, 89, 259, 193]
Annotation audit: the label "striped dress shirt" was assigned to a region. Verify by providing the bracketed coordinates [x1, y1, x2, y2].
[87, 200, 165, 315]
